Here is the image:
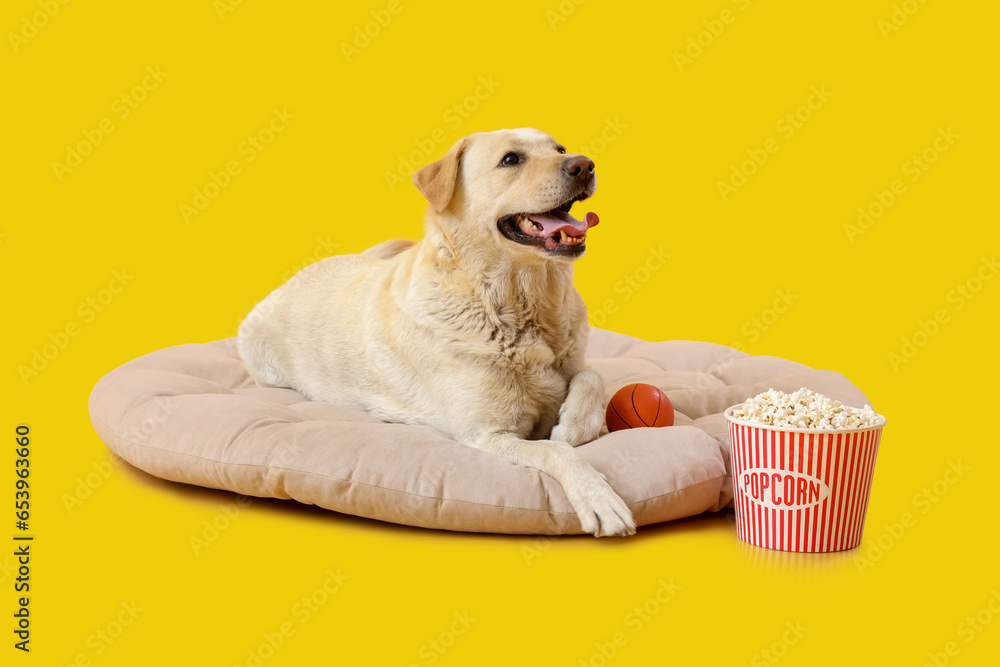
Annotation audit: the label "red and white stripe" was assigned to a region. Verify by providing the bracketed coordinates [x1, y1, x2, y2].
[729, 420, 882, 552]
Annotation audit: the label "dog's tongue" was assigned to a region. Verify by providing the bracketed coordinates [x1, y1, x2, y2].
[527, 210, 600, 238]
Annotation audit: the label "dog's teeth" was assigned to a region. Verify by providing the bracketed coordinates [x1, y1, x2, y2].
[558, 230, 585, 246]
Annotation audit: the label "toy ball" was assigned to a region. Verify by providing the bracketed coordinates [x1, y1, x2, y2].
[606, 383, 674, 432]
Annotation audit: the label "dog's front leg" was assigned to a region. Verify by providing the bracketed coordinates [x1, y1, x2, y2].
[551, 368, 605, 447]
[471, 431, 635, 537]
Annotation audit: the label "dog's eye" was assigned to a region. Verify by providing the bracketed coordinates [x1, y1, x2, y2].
[500, 152, 521, 167]
[556, 146, 567, 154]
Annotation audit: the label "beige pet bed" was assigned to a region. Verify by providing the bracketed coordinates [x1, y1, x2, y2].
[88, 328, 872, 535]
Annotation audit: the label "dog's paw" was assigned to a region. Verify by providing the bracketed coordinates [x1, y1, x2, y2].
[552, 406, 604, 447]
[564, 470, 637, 538]
[552, 369, 605, 447]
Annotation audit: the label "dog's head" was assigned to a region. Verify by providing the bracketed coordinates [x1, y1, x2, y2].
[413, 128, 599, 261]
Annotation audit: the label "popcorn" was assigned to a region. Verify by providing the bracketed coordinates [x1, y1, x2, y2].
[731, 388, 883, 430]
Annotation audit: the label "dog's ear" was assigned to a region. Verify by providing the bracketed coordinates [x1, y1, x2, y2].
[412, 137, 467, 213]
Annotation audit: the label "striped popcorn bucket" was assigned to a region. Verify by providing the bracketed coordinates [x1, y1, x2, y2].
[724, 407, 885, 552]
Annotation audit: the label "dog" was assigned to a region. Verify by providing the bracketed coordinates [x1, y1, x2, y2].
[237, 128, 636, 537]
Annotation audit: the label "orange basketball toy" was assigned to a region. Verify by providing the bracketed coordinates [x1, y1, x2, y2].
[606, 383, 674, 432]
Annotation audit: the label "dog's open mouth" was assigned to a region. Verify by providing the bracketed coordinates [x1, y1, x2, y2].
[497, 197, 600, 256]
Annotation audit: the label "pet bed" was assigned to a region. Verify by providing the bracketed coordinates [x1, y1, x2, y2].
[88, 328, 871, 535]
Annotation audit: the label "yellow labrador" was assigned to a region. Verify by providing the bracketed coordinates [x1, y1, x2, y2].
[237, 128, 636, 536]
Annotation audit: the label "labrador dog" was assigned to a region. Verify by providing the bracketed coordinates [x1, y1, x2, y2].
[237, 128, 636, 536]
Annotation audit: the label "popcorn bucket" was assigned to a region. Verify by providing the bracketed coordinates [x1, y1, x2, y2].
[724, 408, 885, 552]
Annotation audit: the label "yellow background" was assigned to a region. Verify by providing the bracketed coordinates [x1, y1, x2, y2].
[4, 0, 999, 665]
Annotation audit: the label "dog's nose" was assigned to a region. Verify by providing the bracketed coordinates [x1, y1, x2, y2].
[562, 155, 595, 178]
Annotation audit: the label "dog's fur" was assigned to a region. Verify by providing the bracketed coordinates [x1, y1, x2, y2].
[237, 128, 635, 536]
